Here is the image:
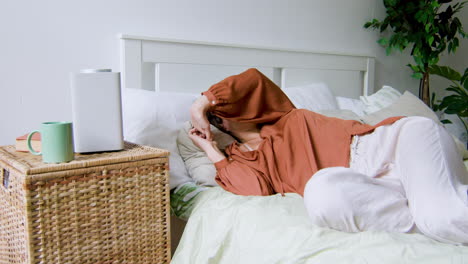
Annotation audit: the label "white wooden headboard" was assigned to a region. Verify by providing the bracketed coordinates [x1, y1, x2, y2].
[120, 34, 375, 99]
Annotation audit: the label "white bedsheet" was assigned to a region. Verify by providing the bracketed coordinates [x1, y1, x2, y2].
[172, 187, 468, 264]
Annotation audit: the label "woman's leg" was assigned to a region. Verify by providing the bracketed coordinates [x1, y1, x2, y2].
[304, 167, 415, 233]
[304, 117, 468, 244]
[394, 117, 468, 244]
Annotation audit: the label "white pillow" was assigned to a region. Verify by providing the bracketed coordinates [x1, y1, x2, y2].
[361, 91, 438, 125]
[316, 109, 363, 121]
[283, 83, 339, 111]
[121, 88, 199, 189]
[360, 85, 402, 115]
[336, 96, 366, 116]
[361, 91, 468, 159]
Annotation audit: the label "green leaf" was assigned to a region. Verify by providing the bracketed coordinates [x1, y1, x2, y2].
[439, 95, 465, 109]
[449, 21, 459, 39]
[377, 38, 389, 46]
[444, 108, 458, 115]
[425, 23, 431, 33]
[385, 46, 393, 56]
[428, 65, 461, 81]
[441, 119, 453, 124]
[408, 64, 420, 72]
[412, 72, 424, 79]
[461, 68, 468, 87]
[446, 5, 454, 17]
[415, 10, 425, 23]
[384, 0, 398, 7]
[453, 17, 462, 28]
[438, 0, 452, 5]
[465, 79, 468, 92]
[364, 19, 381, 29]
[428, 35, 435, 45]
[380, 21, 389, 32]
[414, 55, 424, 66]
[428, 56, 439, 65]
[431, 92, 440, 111]
[443, 95, 467, 107]
[446, 86, 464, 96]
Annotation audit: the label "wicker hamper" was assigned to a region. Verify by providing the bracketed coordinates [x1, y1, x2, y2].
[0, 142, 171, 264]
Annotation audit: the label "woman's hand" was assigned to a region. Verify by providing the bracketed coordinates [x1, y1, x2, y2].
[188, 128, 213, 152]
[190, 95, 213, 140]
[188, 128, 226, 163]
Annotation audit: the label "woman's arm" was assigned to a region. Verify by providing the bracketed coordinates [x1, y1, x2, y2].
[190, 95, 213, 140]
[215, 160, 274, 196]
[188, 128, 273, 196]
[202, 68, 295, 124]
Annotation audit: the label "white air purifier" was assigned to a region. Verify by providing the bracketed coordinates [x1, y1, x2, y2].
[70, 69, 124, 153]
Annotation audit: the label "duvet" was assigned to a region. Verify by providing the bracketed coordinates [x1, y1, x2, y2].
[172, 186, 468, 264]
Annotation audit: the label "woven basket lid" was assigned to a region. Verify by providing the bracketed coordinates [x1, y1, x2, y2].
[0, 142, 169, 175]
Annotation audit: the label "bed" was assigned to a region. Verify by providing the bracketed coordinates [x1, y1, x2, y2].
[119, 34, 468, 263]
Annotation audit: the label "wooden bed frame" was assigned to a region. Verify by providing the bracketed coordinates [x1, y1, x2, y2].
[118, 34, 377, 256]
[119, 34, 375, 99]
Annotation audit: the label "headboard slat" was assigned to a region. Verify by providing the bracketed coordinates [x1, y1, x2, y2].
[120, 34, 375, 98]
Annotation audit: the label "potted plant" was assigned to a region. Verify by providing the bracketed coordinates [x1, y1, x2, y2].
[430, 65, 468, 147]
[364, 0, 467, 105]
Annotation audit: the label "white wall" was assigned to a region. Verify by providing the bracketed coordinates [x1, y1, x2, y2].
[0, 0, 465, 145]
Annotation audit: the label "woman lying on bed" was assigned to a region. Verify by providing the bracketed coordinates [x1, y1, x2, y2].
[188, 68, 468, 245]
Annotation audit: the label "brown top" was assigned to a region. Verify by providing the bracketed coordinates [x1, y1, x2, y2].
[203, 68, 401, 196]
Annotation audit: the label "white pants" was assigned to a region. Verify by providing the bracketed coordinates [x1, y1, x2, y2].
[304, 117, 468, 245]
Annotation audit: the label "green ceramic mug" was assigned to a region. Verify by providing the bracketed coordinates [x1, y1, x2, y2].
[27, 122, 75, 163]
